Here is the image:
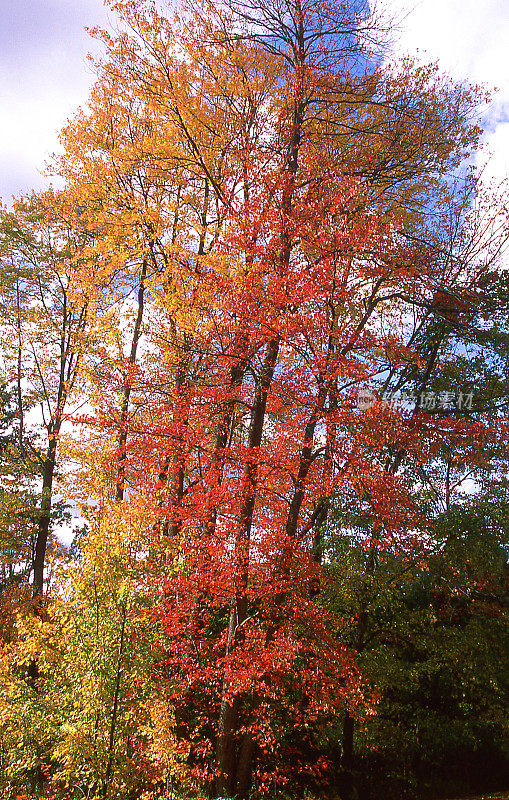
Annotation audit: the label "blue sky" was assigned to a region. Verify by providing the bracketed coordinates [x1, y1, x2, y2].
[0, 0, 508, 203]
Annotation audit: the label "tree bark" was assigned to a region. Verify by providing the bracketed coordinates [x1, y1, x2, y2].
[216, 337, 280, 794]
[115, 259, 147, 501]
[214, 4, 306, 788]
[33, 435, 57, 596]
[342, 710, 354, 770]
[103, 604, 127, 799]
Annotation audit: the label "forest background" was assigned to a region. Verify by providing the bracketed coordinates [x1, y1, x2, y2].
[0, 1, 508, 799]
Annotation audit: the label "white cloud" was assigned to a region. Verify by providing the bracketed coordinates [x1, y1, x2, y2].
[382, 0, 509, 185]
[0, 81, 71, 200]
[481, 123, 509, 185]
[0, 0, 109, 203]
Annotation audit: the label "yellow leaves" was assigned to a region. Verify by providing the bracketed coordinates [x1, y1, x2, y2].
[0, 513, 148, 793]
[138, 697, 191, 784]
[68, 502, 151, 606]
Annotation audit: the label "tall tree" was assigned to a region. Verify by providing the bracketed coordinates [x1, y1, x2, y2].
[64, 1, 501, 797]
[0, 192, 90, 594]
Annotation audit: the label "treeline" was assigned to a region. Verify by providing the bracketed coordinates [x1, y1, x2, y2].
[0, 0, 508, 798]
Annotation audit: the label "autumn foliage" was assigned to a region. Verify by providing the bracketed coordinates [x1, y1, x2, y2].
[0, 0, 508, 798]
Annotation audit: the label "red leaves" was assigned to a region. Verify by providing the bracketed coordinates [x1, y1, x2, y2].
[70, 6, 506, 794]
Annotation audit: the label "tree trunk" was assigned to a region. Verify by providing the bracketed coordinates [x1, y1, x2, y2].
[32, 435, 57, 596]
[103, 604, 127, 799]
[342, 710, 354, 769]
[236, 733, 255, 797]
[115, 259, 147, 502]
[216, 338, 280, 794]
[215, 8, 306, 787]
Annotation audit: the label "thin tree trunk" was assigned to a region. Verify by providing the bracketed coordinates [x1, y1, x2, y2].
[160, 361, 190, 540]
[33, 435, 57, 595]
[103, 604, 127, 799]
[215, 12, 306, 788]
[342, 710, 354, 769]
[216, 337, 280, 794]
[236, 733, 255, 797]
[115, 259, 147, 501]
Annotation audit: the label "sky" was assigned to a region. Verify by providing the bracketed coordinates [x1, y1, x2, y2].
[384, 0, 509, 185]
[0, 0, 508, 203]
[0, 0, 109, 202]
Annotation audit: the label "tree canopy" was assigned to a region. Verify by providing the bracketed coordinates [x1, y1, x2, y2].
[0, 1, 507, 799]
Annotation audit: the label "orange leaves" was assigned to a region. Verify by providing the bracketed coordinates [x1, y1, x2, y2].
[22, 1, 504, 796]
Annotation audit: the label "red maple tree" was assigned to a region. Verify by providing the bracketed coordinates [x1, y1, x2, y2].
[77, 0, 497, 795]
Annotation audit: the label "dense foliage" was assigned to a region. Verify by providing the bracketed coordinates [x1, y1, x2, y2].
[0, 0, 507, 798]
